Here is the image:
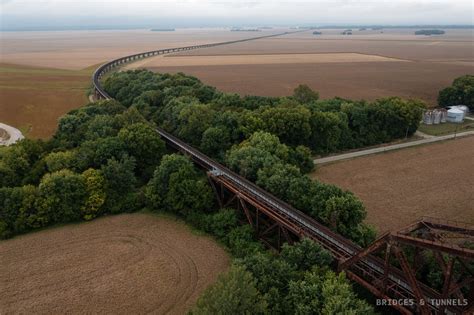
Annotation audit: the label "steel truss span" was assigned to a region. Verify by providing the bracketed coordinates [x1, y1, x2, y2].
[91, 33, 474, 315]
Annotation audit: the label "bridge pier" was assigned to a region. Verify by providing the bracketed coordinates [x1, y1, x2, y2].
[208, 172, 296, 251]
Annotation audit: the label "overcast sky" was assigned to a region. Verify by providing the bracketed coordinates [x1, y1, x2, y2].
[1, 0, 473, 29]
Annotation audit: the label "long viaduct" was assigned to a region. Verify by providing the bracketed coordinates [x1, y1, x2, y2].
[91, 32, 473, 314]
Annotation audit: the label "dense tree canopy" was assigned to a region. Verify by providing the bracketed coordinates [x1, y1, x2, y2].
[438, 75, 474, 110]
[146, 154, 214, 217]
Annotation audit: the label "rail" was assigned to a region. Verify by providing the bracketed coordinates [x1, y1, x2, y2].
[92, 31, 294, 100]
[91, 33, 467, 313]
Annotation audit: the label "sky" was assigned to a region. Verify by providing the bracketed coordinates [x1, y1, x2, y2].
[1, 0, 473, 30]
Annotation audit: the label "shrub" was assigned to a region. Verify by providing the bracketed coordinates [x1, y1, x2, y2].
[192, 265, 268, 315]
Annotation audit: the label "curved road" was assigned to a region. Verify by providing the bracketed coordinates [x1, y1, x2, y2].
[0, 123, 24, 146]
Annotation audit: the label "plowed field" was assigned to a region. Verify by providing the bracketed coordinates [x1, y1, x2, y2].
[0, 213, 229, 314]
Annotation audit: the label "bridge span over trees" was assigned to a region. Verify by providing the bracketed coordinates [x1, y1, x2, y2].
[91, 34, 474, 315]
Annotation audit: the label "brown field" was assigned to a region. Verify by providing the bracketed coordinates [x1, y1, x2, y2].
[1, 28, 472, 137]
[136, 28, 474, 106]
[0, 63, 91, 138]
[0, 29, 282, 138]
[144, 61, 469, 105]
[175, 29, 474, 61]
[0, 213, 229, 314]
[1, 29, 281, 70]
[127, 52, 406, 68]
[311, 136, 474, 233]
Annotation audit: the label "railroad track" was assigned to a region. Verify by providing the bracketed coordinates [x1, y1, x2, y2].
[91, 33, 472, 314]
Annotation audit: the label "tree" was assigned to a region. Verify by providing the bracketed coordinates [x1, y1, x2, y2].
[146, 154, 213, 217]
[76, 137, 127, 170]
[239, 251, 296, 294]
[309, 111, 346, 153]
[226, 131, 296, 181]
[199, 208, 239, 239]
[114, 106, 148, 128]
[55, 110, 91, 146]
[260, 106, 312, 146]
[224, 225, 264, 258]
[165, 169, 214, 217]
[280, 238, 332, 271]
[84, 114, 119, 140]
[289, 145, 314, 173]
[81, 169, 106, 220]
[36, 170, 87, 224]
[286, 272, 323, 315]
[226, 145, 280, 181]
[438, 75, 474, 110]
[200, 126, 232, 160]
[0, 185, 38, 237]
[286, 269, 376, 315]
[44, 151, 76, 172]
[192, 265, 267, 315]
[0, 145, 30, 187]
[118, 122, 165, 179]
[321, 194, 368, 244]
[320, 271, 376, 314]
[146, 154, 194, 209]
[101, 155, 137, 213]
[293, 84, 319, 104]
[176, 103, 215, 146]
[257, 162, 304, 202]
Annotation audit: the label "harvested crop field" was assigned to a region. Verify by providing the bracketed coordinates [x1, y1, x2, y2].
[1, 29, 281, 70]
[0, 213, 230, 314]
[137, 28, 473, 106]
[0, 63, 91, 138]
[128, 52, 405, 68]
[175, 29, 474, 62]
[311, 136, 474, 233]
[0, 29, 282, 139]
[143, 61, 469, 105]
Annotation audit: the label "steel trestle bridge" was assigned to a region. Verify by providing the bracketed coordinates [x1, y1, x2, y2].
[91, 32, 474, 314]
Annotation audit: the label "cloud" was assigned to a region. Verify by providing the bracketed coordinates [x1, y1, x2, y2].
[1, 0, 472, 27]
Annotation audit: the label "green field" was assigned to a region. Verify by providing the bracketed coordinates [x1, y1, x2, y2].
[418, 120, 474, 136]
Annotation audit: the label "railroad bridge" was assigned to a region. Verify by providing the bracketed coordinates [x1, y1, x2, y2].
[91, 33, 474, 314]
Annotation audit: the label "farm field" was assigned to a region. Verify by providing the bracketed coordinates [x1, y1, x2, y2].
[1, 29, 278, 138]
[0, 63, 91, 138]
[0, 29, 280, 70]
[0, 213, 229, 314]
[311, 136, 474, 233]
[137, 28, 474, 106]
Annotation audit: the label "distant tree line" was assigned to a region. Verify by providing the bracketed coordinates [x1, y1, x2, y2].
[438, 75, 474, 110]
[415, 29, 445, 35]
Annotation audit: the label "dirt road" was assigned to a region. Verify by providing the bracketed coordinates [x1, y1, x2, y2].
[0, 122, 24, 145]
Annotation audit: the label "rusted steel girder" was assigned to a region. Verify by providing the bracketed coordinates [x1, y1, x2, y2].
[339, 218, 474, 314]
[209, 169, 474, 313]
[208, 172, 298, 251]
